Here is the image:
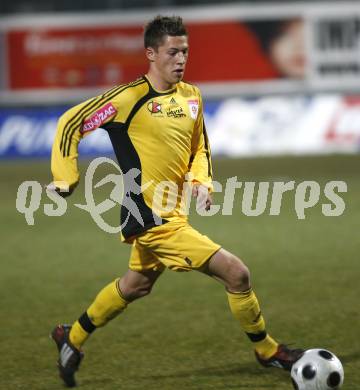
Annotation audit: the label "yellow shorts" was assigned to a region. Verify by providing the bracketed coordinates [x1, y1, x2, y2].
[129, 219, 221, 272]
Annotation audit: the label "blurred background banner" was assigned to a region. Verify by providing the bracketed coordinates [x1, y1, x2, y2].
[7, 26, 145, 90]
[1, 2, 360, 104]
[5, 18, 302, 90]
[1, 5, 359, 389]
[0, 1, 359, 158]
[1, 95, 359, 158]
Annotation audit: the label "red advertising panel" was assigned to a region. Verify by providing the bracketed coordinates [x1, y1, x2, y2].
[6, 18, 305, 90]
[8, 26, 146, 89]
[186, 21, 280, 82]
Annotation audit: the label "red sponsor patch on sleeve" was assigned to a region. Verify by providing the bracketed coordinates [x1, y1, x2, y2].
[82, 102, 117, 133]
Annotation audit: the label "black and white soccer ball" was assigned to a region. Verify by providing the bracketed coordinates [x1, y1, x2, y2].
[291, 349, 344, 390]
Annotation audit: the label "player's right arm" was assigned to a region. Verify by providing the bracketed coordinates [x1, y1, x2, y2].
[50, 93, 118, 196]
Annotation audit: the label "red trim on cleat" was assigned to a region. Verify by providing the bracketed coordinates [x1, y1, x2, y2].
[51, 324, 84, 387]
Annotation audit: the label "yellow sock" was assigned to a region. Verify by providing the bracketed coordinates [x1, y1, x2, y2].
[87, 278, 128, 327]
[69, 278, 128, 349]
[227, 288, 278, 359]
[254, 334, 279, 359]
[69, 320, 89, 350]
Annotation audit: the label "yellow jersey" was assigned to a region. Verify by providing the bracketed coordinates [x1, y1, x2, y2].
[51, 75, 213, 241]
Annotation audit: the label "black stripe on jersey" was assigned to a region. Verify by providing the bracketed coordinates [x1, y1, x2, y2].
[60, 92, 116, 156]
[60, 80, 144, 155]
[59, 96, 97, 154]
[100, 78, 143, 98]
[202, 120, 212, 179]
[102, 89, 174, 239]
[105, 122, 168, 239]
[189, 154, 194, 165]
[63, 90, 121, 157]
[143, 75, 177, 96]
[61, 78, 146, 157]
[101, 84, 125, 98]
[62, 78, 146, 157]
[103, 77, 144, 98]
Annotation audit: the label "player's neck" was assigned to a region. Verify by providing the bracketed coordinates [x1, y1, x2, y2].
[145, 72, 175, 92]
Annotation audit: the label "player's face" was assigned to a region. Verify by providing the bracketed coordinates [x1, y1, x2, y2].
[148, 35, 189, 89]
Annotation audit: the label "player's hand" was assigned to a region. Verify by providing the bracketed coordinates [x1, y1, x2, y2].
[192, 183, 212, 211]
[45, 183, 73, 198]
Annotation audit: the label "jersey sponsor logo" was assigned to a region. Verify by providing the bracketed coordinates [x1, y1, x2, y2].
[166, 106, 186, 118]
[169, 97, 177, 105]
[188, 99, 199, 120]
[147, 101, 162, 114]
[82, 102, 117, 133]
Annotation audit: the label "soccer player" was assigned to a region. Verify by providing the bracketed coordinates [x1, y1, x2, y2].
[49, 15, 303, 387]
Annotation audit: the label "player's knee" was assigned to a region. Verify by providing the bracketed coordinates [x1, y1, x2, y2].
[119, 270, 161, 302]
[225, 256, 250, 292]
[121, 282, 153, 302]
[135, 282, 154, 298]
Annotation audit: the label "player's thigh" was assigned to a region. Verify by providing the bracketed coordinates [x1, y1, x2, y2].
[137, 221, 221, 272]
[129, 239, 166, 273]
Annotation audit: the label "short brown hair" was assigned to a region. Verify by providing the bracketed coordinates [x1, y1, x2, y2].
[144, 15, 187, 49]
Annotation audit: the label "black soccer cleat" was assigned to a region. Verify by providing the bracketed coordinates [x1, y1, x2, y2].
[51, 324, 84, 387]
[255, 344, 304, 371]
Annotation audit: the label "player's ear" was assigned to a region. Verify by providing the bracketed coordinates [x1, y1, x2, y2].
[146, 47, 156, 62]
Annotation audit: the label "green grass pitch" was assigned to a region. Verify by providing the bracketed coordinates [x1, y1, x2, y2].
[1, 154, 359, 389]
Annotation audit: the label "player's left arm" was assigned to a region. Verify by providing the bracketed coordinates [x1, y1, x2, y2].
[49, 95, 118, 197]
[189, 91, 213, 210]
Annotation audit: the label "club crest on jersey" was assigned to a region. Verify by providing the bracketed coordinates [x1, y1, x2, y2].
[147, 101, 162, 114]
[188, 99, 199, 120]
[82, 102, 117, 133]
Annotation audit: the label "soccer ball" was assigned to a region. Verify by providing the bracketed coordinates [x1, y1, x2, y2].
[291, 349, 344, 390]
